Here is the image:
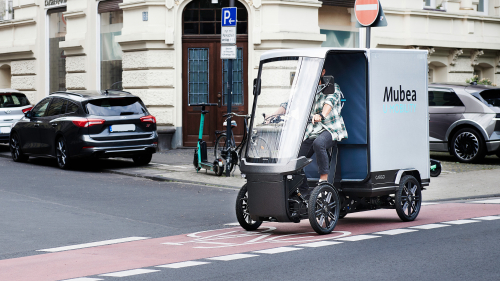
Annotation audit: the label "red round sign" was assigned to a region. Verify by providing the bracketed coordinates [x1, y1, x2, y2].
[355, 0, 380, 27]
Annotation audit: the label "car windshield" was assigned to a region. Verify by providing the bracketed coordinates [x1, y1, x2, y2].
[245, 56, 323, 164]
[0, 93, 30, 108]
[479, 90, 500, 107]
[85, 97, 147, 116]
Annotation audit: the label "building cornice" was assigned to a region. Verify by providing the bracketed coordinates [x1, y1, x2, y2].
[120, 1, 166, 10]
[0, 18, 36, 29]
[262, 0, 322, 8]
[63, 10, 86, 19]
[384, 8, 500, 23]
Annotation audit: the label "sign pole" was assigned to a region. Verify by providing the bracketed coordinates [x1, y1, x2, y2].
[226, 1, 235, 177]
[366, 26, 371, 48]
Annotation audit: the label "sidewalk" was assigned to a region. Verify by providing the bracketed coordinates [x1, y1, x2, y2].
[2, 145, 500, 202]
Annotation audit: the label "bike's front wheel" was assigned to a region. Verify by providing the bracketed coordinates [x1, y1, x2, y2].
[214, 134, 234, 172]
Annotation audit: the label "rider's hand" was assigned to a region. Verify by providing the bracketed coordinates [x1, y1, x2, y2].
[312, 114, 322, 124]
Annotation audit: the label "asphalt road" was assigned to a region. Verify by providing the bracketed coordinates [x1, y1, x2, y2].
[0, 144, 499, 281]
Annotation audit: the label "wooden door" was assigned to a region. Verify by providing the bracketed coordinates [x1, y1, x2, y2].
[182, 39, 248, 147]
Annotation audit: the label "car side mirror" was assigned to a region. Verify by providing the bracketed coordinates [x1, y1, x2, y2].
[24, 110, 32, 118]
[253, 78, 261, 96]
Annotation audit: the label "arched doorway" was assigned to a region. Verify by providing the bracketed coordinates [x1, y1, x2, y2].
[474, 63, 495, 84]
[182, 0, 248, 147]
[0, 64, 11, 88]
[428, 61, 447, 83]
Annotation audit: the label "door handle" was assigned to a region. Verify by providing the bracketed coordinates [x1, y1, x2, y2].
[51, 123, 58, 127]
[218, 92, 222, 108]
[34, 123, 39, 127]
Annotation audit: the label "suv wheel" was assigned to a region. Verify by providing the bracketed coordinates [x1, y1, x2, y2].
[451, 128, 485, 163]
[56, 137, 71, 169]
[133, 153, 152, 166]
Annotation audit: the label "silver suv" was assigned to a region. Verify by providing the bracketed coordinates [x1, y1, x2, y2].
[0, 89, 32, 143]
[429, 83, 500, 163]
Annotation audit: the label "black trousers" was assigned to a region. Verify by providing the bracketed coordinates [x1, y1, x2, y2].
[298, 131, 337, 191]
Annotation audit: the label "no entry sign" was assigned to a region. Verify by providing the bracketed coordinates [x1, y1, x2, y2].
[355, 0, 380, 27]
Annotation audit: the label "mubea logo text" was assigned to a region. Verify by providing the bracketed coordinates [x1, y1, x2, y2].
[382, 85, 417, 114]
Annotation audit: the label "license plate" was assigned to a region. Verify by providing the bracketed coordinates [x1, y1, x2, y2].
[0, 127, 11, 134]
[110, 124, 135, 132]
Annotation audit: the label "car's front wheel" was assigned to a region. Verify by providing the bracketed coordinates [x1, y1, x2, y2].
[10, 133, 29, 162]
[133, 153, 152, 166]
[451, 128, 485, 163]
[56, 137, 71, 169]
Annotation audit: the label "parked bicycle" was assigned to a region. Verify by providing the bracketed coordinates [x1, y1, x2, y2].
[214, 112, 271, 174]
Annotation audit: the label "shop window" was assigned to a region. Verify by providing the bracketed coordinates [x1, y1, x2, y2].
[183, 0, 247, 35]
[99, 0, 123, 90]
[320, 30, 359, 48]
[48, 8, 67, 93]
[0, 0, 13, 20]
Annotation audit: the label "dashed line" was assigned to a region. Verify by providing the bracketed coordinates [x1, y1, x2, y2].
[156, 261, 211, 268]
[441, 219, 479, 225]
[409, 223, 449, 230]
[207, 253, 259, 261]
[335, 234, 380, 241]
[473, 215, 500, 221]
[373, 228, 418, 235]
[62, 277, 104, 281]
[295, 241, 343, 248]
[37, 237, 150, 252]
[99, 269, 160, 277]
[253, 247, 301, 254]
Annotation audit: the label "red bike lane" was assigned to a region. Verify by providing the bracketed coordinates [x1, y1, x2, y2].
[1, 202, 499, 281]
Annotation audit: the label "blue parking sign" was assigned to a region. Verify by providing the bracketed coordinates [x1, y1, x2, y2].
[221, 7, 237, 27]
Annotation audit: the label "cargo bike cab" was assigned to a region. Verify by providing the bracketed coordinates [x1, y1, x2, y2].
[236, 48, 430, 235]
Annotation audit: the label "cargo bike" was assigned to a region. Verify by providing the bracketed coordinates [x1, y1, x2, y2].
[236, 48, 430, 235]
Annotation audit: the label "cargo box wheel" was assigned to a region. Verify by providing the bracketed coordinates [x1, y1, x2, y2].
[308, 183, 340, 235]
[236, 184, 262, 231]
[395, 175, 422, 222]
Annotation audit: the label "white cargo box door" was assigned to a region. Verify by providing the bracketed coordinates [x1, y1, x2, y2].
[368, 49, 430, 180]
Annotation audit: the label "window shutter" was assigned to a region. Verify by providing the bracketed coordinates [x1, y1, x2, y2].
[98, 0, 123, 14]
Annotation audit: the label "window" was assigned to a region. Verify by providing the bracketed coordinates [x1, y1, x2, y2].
[32, 99, 51, 117]
[222, 48, 243, 105]
[428, 91, 464, 107]
[478, 0, 488, 14]
[424, 0, 436, 8]
[0, 0, 13, 21]
[183, 0, 247, 35]
[85, 98, 147, 116]
[66, 101, 79, 114]
[188, 48, 209, 105]
[99, 0, 123, 90]
[48, 8, 67, 93]
[46, 98, 66, 116]
[320, 30, 359, 48]
[479, 90, 500, 107]
[0, 93, 29, 108]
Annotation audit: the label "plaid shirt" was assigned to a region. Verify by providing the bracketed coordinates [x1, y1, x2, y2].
[303, 83, 348, 141]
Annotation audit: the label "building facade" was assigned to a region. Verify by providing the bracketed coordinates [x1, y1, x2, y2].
[0, 0, 498, 148]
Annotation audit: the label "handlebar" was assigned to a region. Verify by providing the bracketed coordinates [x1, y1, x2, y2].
[223, 112, 250, 119]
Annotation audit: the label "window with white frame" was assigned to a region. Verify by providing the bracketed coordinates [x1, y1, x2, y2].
[424, 0, 436, 9]
[0, 0, 13, 21]
[477, 0, 488, 14]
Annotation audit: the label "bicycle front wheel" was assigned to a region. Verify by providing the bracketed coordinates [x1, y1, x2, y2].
[249, 137, 272, 159]
[214, 134, 234, 172]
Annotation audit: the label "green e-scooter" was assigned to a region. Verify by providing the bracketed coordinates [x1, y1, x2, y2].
[192, 103, 224, 176]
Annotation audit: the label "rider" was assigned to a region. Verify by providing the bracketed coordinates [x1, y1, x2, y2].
[271, 68, 348, 197]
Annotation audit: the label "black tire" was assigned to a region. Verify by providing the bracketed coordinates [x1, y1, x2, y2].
[132, 153, 152, 166]
[308, 183, 340, 235]
[10, 133, 28, 162]
[451, 128, 485, 163]
[56, 137, 71, 169]
[213, 159, 224, 176]
[395, 175, 422, 222]
[496, 152, 500, 158]
[236, 184, 262, 231]
[430, 161, 441, 177]
[214, 134, 234, 172]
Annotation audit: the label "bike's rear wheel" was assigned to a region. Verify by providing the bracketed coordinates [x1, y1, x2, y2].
[214, 134, 234, 172]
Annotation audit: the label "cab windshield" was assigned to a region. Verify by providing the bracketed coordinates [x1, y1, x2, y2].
[245, 57, 323, 164]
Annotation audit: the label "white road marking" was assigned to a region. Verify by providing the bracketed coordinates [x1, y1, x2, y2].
[295, 241, 343, 248]
[473, 215, 500, 221]
[373, 229, 418, 235]
[207, 254, 259, 261]
[469, 198, 500, 204]
[253, 247, 301, 254]
[409, 224, 449, 230]
[100, 269, 160, 277]
[37, 237, 150, 252]
[335, 235, 380, 242]
[356, 4, 378, 11]
[224, 222, 241, 226]
[441, 219, 479, 225]
[156, 261, 211, 268]
[62, 277, 104, 281]
[421, 202, 438, 206]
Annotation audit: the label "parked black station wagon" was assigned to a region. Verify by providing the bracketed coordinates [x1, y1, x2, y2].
[10, 90, 158, 169]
